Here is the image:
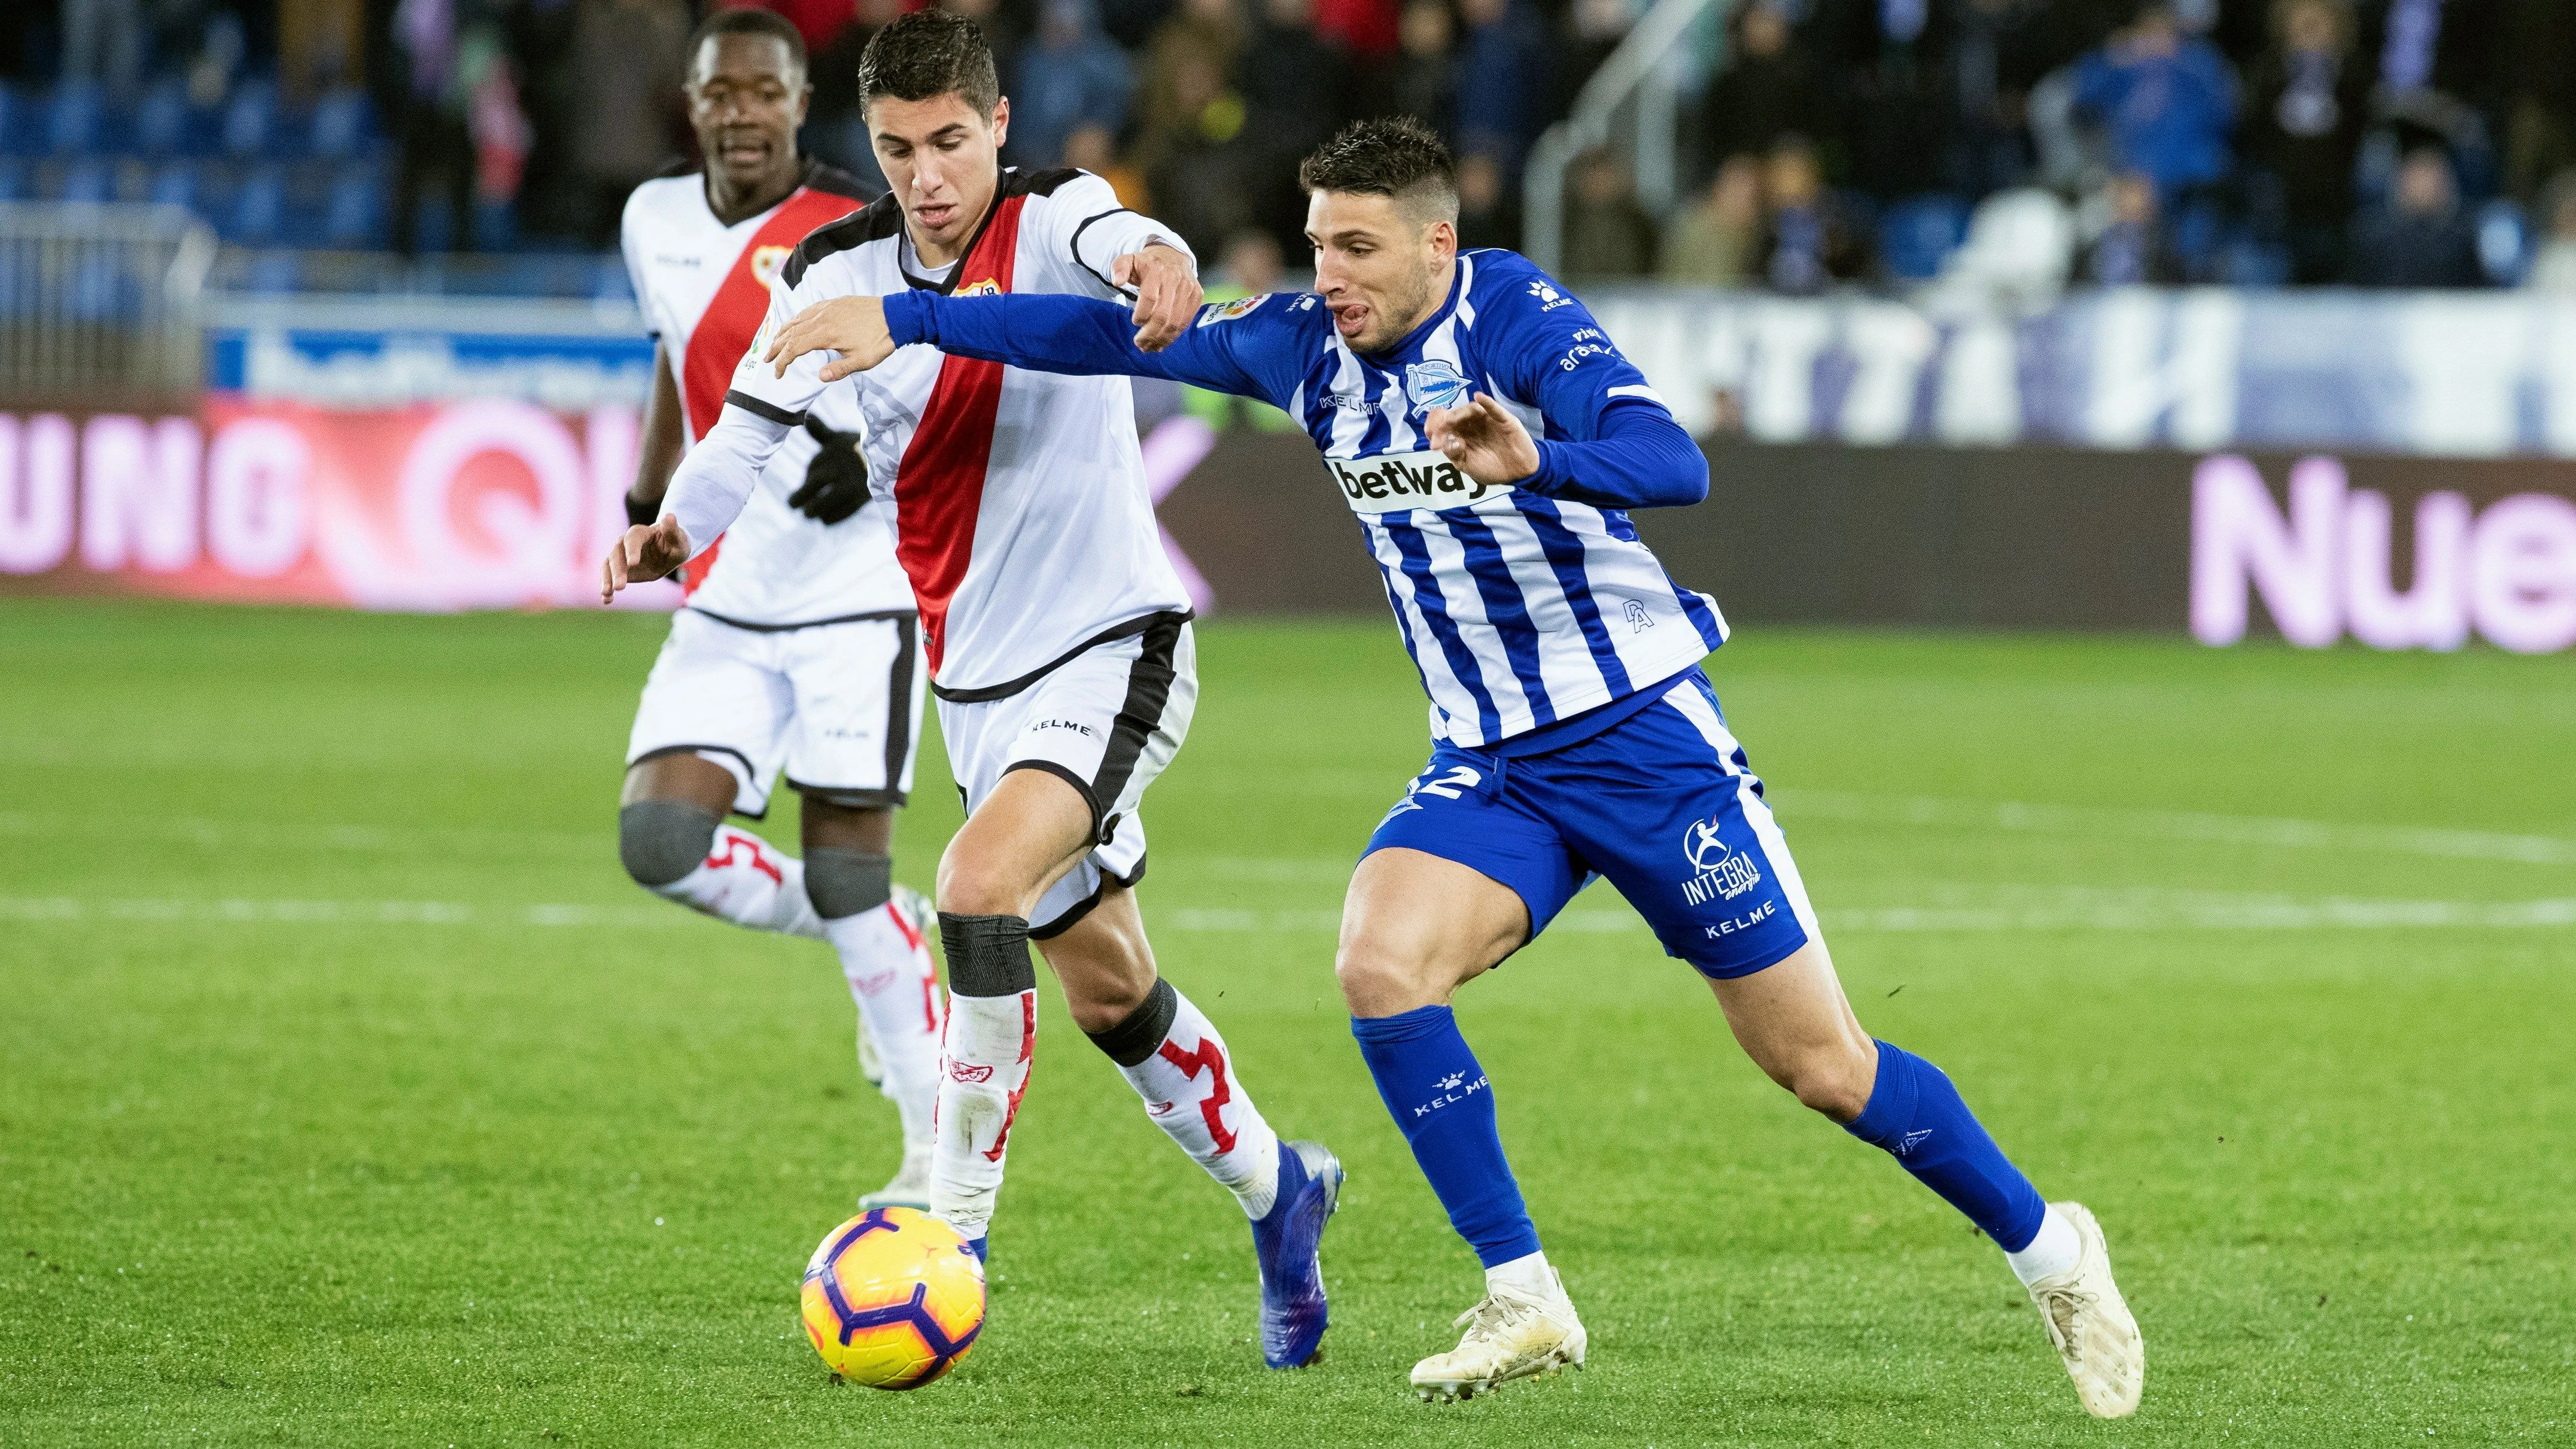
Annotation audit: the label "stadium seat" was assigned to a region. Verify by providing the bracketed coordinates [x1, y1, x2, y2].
[48, 81, 105, 156]
[224, 79, 279, 158]
[133, 78, 190, 157]
[2477, 199, 2528, 285]
[0, 158, 25, 202]
[309, 89, 375, 160]
[473, 198, 519, 252]
[323, 161, 386, 249]
[55, 159, 111, 205]
[147, 160, 197, 210]
[1881, 194, 1970, 281]
[229, 165, 285, 245]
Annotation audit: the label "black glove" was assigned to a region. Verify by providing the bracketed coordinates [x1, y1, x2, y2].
[624, 490, 658, 529]
[790, 419, 872, 525]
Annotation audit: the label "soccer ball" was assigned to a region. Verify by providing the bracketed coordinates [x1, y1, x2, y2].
[799, 1207, 986, 1389]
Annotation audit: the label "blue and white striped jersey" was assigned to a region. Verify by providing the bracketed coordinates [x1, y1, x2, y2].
[886, 248, 1728, 748]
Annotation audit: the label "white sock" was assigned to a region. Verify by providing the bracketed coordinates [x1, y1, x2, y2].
[2005, 1203, 2081, 1287]
[928, 988, 1034, 1243]
[1110, 986, 1282, 1218]
[648, 824, 824, 937]
[823, 901, 943, 1150]
[1486, 1250, 1559, 1302]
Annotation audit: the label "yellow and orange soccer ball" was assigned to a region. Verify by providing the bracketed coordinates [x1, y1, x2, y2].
[799, 1207, 987, 1389]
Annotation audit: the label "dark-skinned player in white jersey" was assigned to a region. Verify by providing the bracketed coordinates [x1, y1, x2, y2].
[613, 7, 944, 1213]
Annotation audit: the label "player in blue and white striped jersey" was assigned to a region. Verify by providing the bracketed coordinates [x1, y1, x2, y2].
[765, 118, 2143, 1417]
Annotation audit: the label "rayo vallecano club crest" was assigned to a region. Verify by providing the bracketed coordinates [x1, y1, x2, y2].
[1404, 358, 1472, 412]
[750, 244, 792, 289]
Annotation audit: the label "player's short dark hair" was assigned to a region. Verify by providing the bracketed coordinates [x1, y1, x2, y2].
[859, 10, 1002, 118]
[1297, 117, 1459, 221]
[687, 7, 808, 77]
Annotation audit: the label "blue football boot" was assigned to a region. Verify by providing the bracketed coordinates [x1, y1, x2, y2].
[1249, 1138, 1344, 1368]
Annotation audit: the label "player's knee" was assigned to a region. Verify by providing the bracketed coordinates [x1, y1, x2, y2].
[936, 854, 1029, 919]
[804, 848, 892, 921]
[618, 800, 721, 888]
[1777, 1042, 1876, 1123]
[1333, 932, 1434, 1015]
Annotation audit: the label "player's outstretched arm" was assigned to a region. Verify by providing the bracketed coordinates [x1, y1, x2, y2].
[878, 290, 1272, 401]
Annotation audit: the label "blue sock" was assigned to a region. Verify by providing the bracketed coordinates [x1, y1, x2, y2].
[1843, 1040, 2048, 1252]
[1350, 1006, 1541, 1268]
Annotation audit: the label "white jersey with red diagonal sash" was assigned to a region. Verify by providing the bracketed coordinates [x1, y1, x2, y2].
[619, 163, 913, 627]
[661, 167, 1191, 697]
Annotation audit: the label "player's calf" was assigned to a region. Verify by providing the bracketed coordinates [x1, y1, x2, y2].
[928, 911, 1039, 1256]
[617, 799, 823, 937]
[807, 845, 942, 1192]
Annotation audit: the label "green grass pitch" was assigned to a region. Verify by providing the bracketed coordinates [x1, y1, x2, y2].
[3, 599, 2572, 1446]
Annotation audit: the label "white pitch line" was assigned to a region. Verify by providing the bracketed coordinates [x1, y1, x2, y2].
[1774, 790, 2576, 867]
[7, 792, 2571, 871]
[1163, 888, 2576, 936]
[0, 897, 672, 928]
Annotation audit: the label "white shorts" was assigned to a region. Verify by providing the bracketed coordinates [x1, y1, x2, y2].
[626, 608, 927, 818]
[936, 614, 1197, 937]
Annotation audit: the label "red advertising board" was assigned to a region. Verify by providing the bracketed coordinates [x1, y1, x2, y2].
[0, 399, 677, 611]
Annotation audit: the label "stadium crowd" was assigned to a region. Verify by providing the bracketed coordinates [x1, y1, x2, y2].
[4, 0, 2575, 293]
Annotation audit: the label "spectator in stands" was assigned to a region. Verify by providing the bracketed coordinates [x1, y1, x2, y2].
[944, 0, 1030, 99]
[1141, 0, 1245, 146]
[567, 0, 691, 247]
[2077, 170, 2183, 284]
[2350, 145, 2488, 288]
[1064, 122, 1148, 207]
[62, 0, 146, 102]
[1756, 133, 1872, 293]
[391, 0, 488, 255]
[1007, 0, 1135, 167]
[1132, 41, 1255, 255]
[1553, 0, 1637, 129]
[1455, 0, 1547, 173]
[1698, 1, 1812, 171]
[1384, 0, 1458, 139]
[1661, 153, 1763, 287]
[1237, 0, 1346, 251]
[1454, 147, 1522, 250]
[2525, 171, 2576, 294]
[1315, 0, 1401, 65]
[2499, 0, 2576, 208]
[1561, 147, 1658, 278]
[1662, 154, 1764, 287]
[2070, 2, 2235, 201]
[1941, 0, 2046, 197]
[2243, 0, 2368, 284]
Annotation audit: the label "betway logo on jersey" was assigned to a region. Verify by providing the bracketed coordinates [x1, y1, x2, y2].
[1323, 448, 1506, 515]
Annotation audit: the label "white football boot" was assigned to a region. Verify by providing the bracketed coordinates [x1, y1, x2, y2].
[1409, 1268, 1587, 1402]
[859, 1143, 933, 1211]
[2024, 1201, 2144, 1417]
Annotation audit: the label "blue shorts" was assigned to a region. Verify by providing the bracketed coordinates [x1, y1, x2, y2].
[1364, 672, 1818, 979]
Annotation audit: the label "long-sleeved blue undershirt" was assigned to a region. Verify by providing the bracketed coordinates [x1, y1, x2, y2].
[879, 287, 1708, 512]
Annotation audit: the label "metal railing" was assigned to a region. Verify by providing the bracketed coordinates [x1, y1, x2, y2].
[0, 202, 217, 400]
[1525, 0, 1735, 276]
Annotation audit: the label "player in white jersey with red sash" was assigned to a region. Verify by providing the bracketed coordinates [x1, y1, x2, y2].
[613, 10, 942, 1213]
[602, 11, 1343, 1371]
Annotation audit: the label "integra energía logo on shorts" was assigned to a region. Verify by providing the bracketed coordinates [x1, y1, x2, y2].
[1680, 814, 1764, 906]
[1323, 448, 1504, 515]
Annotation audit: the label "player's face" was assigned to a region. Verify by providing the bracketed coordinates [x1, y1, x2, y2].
[869, 93, 1010, 261]
[685, 35, 810, 191]
[1306, 190, 1456, 354]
